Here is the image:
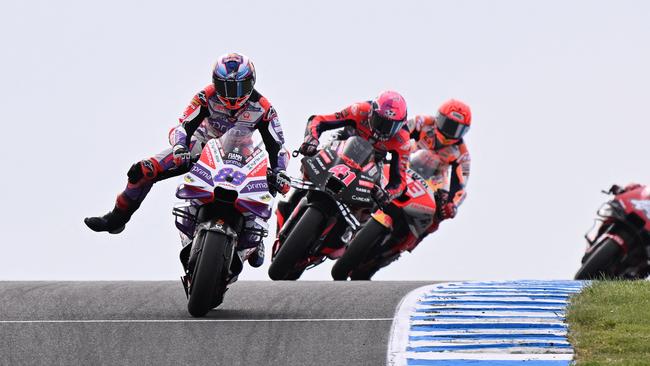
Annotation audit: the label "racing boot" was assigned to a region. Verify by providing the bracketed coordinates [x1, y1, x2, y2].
[248, 241, 265, 268]
[84, 206, 132, 234]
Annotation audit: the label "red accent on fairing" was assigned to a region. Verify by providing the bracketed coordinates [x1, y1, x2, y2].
[616, 185, 650, 231]
[200, 146, 216, 169]
[322, 246, 346, 259]
[604, 233, 628, 253]
[362, 162, 375, 172]
[319, 150, 331, 164]
[339, 154, 362, 170]
[249, 160, 267, 178]
[359, 180, 375, 188]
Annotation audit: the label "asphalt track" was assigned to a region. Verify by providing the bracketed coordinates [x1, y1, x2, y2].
[0, 281, 430, 366]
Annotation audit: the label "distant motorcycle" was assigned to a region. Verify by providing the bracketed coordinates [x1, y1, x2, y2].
[575, 184, 650, 280]
[268, 136, 381, 280]
[172, 126, 275, 316]
[331, 150, 443, 280]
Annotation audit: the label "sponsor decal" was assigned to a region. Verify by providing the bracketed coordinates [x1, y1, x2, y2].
[184, 175, 195, 183]
[241, 179, 269, 194]
[631, 199, 650, 219]
[260, 193, 273, 202]
[306, 159, 320, 173]
[228, 152, 244, 161]
[242, 112, 251, 119]
[359, 180, 375, 188]
[190, 164, 213, 185]
[355, 187, 370, 194]
[201, 148, 216, 168]
[352, 195, 372, 203]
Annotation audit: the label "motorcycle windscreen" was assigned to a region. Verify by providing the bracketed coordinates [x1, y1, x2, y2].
[218, 125, 256, 165]
[338, 136, 375, 167]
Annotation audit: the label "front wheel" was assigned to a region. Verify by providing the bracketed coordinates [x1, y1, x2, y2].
[268, 207, 325, 280]
[187, 231, 233, 317]
[574, 238, 623, 280]
[331, 219, 387, 281]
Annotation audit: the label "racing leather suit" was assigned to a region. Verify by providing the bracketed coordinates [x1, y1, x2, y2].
[407, 115, 470, 208]
[111, 85, 288, 247]
[305, 101, 410, 199]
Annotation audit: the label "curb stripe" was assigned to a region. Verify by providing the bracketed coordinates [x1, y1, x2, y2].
[387, 281, 586, 366]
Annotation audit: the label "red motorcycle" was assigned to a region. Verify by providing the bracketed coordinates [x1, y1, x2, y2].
[331, 150, 444, 280]
[575, 184, 650, 280]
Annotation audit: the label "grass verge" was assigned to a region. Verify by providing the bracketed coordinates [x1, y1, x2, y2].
[567, 280, 650, 365]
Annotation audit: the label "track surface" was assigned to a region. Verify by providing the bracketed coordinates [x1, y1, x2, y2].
[0, 281, 429, 366]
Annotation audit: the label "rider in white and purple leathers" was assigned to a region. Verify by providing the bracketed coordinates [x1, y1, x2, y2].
[85, 53, 290, 267]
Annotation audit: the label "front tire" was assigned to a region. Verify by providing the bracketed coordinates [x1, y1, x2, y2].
[268, 207, 324, 280]
[574, 238, 623, 280]
[331, 219, 387, 281]
[187, 231, 232, 317]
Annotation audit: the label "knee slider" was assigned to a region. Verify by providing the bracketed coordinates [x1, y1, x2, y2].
[127, 159, 158, 184]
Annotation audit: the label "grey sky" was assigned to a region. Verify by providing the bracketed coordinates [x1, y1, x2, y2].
[1, 0, 649, 280]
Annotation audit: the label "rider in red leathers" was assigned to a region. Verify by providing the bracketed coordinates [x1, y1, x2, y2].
[84, 53, 290, 267]
[406, 99, 472, 222]
[275, 91, 411, 240]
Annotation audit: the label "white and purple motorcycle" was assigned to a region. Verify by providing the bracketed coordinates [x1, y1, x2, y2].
[172, 125, 275, 317]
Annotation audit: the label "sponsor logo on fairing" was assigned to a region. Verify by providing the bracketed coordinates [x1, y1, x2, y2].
[352, 195, 372, 203]
[190, 164, 213, 185]
[241, 179, 269, 194]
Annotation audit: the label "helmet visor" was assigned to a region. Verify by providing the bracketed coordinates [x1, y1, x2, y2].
[369, 113, 405, 141]
[435, 113, 469, 140]
[213, 77, 254, 99]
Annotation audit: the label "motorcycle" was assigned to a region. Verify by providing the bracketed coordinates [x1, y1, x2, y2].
[575, 184, 650, 280]
[331, 150, 443, 280]
[172, 126, 275, 316]
[268, 136, 381, 280]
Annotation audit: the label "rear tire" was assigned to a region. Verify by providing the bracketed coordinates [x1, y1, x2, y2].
[574, 238, 623, 280]
[331, 219, 387, 281]
[268, 207, 324, 280]
[187, 231, 232, 317]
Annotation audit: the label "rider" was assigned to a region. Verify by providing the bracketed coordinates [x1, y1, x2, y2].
[274, 91, 411, 238]
[406, 99, 472, 222]
[84, 52, 290, 267]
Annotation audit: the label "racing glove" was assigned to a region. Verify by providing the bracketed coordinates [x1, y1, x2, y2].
[371, 185, 391, 207]
[268, 169, 291, 195]
[440, 202, 457, 220]
[298, 137, 319, 157]
[172, 144, 191, 167]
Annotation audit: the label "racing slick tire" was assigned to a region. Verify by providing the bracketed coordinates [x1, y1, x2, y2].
[187, 231, 232, 317]
[574, 238, 623, 280]
[268, 207, 324, 280]
[331, 219, 386, 281]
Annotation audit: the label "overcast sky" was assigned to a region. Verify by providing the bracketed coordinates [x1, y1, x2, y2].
[1, 0, 649, 281]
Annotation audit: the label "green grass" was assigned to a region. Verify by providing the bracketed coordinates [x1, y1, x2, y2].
[567, 281, 650, 365]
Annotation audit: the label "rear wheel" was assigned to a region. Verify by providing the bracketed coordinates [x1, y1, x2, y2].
[331, 219, 387, 281]
[187, 231, 232, 317]
[574, 238, 623, 280]
[268, 207, 325, 280]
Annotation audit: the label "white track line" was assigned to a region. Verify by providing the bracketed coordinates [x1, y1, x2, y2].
[0, 318, 393, 324]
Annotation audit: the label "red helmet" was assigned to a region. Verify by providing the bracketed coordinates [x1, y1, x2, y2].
[212, 53, 256, 110]
[369, 91, 408, 141]
[435, 99, 471, 145]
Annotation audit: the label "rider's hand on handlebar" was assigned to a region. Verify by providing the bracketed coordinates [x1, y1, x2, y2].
[371, 185, 391, 207]
[172, 144, 191, 166]
[439, 202, 457, 220]
[268, 169, 291, 196]
[298, 139, 319, 157]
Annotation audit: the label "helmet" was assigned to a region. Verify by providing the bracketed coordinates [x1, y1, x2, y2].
[212, 53, 256, 110]
[435, 99, 471, 145]
[369, 91, 408, 141]
[409, 149, 443, 180]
